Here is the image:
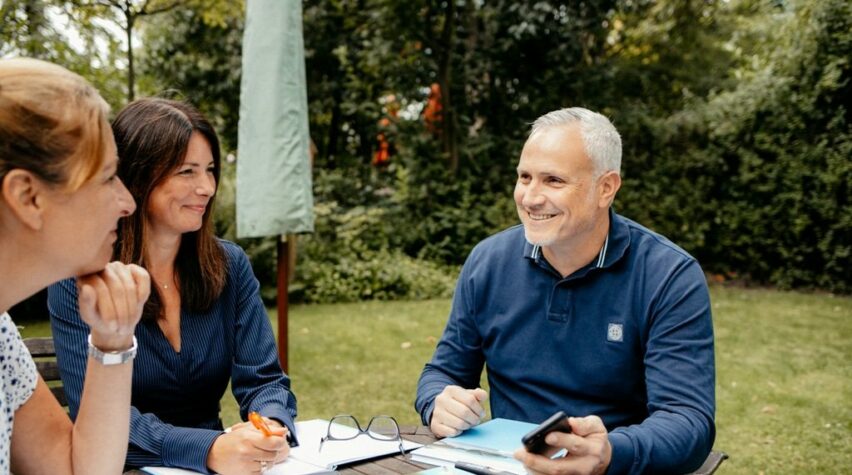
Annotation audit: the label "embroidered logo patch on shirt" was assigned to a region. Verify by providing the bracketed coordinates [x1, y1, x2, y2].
[607, 323, 624, 342]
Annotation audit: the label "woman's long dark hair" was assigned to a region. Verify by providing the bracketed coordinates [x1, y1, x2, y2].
[112, 98, 226, 321]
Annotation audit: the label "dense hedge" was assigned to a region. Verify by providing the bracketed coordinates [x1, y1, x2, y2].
[616, 0, 850, 293]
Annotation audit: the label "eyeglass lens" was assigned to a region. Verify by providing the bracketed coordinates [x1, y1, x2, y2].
[328, 415, 362, 440]
[365, 416, 399, 441]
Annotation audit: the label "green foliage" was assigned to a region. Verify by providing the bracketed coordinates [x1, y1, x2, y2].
[0, 0, 127, 106]
[213, 163, 457, 304]
[6, 0, 846, 295]
[138, 3, 244, 149]
[617, 0, 851, 292]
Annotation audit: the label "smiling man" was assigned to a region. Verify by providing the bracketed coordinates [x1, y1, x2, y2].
[415, 108, 716, 475]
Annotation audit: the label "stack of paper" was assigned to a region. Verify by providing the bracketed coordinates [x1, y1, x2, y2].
[409, 418, 537, 475]
[141, 419, 422, 475]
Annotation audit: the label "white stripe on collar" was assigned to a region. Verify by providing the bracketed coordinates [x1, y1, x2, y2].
[596, 233, 610, 268]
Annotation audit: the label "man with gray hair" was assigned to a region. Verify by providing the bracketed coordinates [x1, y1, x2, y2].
[415, 107, 715, 474]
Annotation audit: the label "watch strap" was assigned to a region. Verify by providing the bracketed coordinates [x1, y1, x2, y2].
[87, 335, 138, 365]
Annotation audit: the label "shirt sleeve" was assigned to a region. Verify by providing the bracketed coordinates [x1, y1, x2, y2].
[226, 244, 299, 445]
[606, 260, 716, 475]
[48, 278, 222, 473]
[415, 258, 486, 426]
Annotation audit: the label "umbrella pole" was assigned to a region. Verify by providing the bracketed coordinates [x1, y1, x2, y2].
[276, 235, 289, 372]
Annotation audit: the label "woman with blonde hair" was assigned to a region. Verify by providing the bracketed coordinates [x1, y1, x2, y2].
[0, 58, 149, 474]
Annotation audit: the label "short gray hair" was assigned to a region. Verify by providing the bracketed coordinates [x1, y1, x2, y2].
[530, 107, 621, 176]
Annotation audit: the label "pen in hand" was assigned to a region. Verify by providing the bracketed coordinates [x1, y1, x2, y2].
[249, 411, 288, 438]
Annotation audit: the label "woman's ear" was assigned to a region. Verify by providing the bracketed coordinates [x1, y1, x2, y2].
[597, 171, 622, 208]
[1, 170, 46, 231]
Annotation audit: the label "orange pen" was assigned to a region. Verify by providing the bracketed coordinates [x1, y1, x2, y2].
[249, 411, 273, 437]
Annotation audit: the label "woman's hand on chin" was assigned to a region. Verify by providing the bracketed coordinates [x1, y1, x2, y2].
[78, 262, 150, 351]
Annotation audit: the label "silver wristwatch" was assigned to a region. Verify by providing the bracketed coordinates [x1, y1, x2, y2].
[87, 335, 138, 365]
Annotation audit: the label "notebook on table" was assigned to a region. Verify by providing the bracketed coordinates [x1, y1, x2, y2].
[141, 418, 421, 475]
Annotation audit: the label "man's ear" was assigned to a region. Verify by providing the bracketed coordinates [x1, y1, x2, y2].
[597, 171, 622, 208]
[1, 170, 46, 231]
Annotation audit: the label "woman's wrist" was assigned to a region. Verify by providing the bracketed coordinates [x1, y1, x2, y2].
[87, 334, 137, 365]
[88, 333, 134, 352]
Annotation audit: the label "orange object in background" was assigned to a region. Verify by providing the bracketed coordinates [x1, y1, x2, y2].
[423, 83, 442, 133]
[373, 132, 391, 166]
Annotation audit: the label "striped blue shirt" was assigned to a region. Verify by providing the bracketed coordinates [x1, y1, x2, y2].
[48, 240, 297, 473]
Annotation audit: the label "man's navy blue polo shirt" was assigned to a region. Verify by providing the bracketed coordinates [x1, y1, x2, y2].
[416, 210, 715, 474]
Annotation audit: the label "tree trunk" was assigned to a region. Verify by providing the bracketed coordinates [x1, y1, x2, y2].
[125, 13, 135, 102]
[438, 0, 458, 174]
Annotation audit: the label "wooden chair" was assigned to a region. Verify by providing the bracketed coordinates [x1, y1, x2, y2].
[23, 337, 67, 407]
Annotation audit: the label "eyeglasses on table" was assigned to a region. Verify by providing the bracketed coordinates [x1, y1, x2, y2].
[319, 414, 405, 456]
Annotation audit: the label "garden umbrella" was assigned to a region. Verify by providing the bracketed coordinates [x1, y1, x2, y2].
[237, 0, 314, 371]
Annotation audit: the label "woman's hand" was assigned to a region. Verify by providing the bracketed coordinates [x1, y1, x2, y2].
[77, 262, 150, 351]
[208, 423, 290, 474]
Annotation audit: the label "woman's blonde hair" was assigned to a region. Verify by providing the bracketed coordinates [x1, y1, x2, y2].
[0, 58, 111, 191]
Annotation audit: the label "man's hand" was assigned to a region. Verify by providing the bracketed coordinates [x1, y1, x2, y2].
[208, 424, 289, 474]
[430, 385, 488, 437]
[513, 416, 612, 475]
[78, 262, 150, 351]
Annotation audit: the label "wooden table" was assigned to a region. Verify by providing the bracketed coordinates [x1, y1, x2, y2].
[125, 425, 727, 474]
[337, 425, 437, 475]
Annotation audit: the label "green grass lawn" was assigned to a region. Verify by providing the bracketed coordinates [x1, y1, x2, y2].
[18, 286, 851, 473]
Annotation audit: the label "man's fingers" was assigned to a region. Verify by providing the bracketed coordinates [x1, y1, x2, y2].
[445, 396, 482, 426]
[468, 388, 488, 416]
[445, 386, 485, 422]
[432, 421, 462, 438]
[514, 448, 567, 475]
[544, 431, 589, 456]
[471, 388, 488, 402]
[569, 416, 606, 437]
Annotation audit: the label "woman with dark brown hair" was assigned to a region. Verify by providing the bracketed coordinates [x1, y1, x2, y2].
[0, 57, 148, 475]
[48, 98, 295, 475]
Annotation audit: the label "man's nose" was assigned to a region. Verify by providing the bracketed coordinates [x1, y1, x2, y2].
[522, 183, 546, 208]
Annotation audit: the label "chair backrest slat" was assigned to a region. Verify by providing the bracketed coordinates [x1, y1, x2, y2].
[23, 337, 67, 408]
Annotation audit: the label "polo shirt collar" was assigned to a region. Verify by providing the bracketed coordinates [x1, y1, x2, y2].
[522, 208, 631, 271]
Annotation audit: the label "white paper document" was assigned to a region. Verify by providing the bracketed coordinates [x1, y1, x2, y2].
[141, 419, 422, 475]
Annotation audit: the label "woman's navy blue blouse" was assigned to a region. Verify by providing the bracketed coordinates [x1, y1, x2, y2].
[48, 240, 297, 473]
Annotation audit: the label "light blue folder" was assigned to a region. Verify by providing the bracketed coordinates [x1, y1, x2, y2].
[445, 418, 538, 454]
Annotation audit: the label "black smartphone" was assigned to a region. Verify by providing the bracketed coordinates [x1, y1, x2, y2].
[521, 411, 572, 454]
